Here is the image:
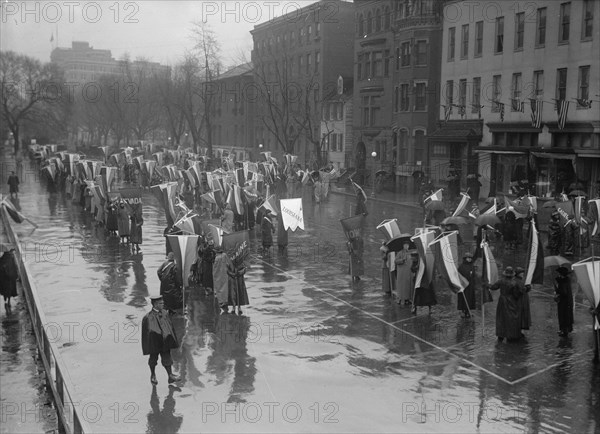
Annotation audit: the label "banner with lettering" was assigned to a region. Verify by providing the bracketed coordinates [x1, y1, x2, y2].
[222, 230, 250, 267]
[119, 187, 143, 217]
[280, 198, 304, 231]
[340, 215, 366, 241]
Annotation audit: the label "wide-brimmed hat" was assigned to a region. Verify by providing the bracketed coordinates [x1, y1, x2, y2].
[503, 266, 515, 277]
[556, 266, 571, 276]
[463, 252, 473, 259]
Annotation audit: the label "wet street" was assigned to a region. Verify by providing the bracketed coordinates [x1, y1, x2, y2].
[1, 153, 599, 433]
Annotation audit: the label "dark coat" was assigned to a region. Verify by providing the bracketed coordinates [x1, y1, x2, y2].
[201, 247, 216, 289]
[490, 277, 523, 339]
[276, 212, 288, 247]
[141, 309, 179, 355]
[158, 260, 181, 310]
[0, 251, 19, 298]
[261, 215, 274, 248]
[227, 264, 249, 307]
[547, 220, 562, 254]
[515, 276, 531, 330]
[413, 255, 437, 307]
[347, 238, 364, 277]
[458, 261, 477, 310]
[130, 214, 143, 244]
[8, 174, 19, 193]
[555, 275, 574, 333]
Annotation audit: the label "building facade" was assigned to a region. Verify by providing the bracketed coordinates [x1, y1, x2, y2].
[250, 0, 355, 167]
[438, 0, 599, 199]
[320, 76, 354, 170]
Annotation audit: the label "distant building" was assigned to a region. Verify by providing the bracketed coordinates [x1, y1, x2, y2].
[211, 62, 256, 161]
[51, 41, 170, 83]
[320, 76, 353, 170]
[437, 0, 599, 199]
[250, 0, 355, 167]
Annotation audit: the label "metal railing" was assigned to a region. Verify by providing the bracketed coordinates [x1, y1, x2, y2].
[1, 207, 91, 434]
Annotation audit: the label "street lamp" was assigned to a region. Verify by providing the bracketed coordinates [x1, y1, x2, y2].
[371, 151, 377, 197]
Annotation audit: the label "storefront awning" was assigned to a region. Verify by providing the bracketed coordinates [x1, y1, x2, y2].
[530, 152, 575, 160]
[473, 150, 526, 155]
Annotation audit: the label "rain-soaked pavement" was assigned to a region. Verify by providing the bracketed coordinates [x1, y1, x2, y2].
[1, 150, 599, 433]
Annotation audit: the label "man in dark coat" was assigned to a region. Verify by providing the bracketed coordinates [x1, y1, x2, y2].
[489, 266, 523, 342]
[8, 171, 19, 198]
[157, 253, 182, 312]
[457, 252, 477, 318]
[0, 249, 19, 312]
[554, 266, 574, 337]
[514, 267, 532, 332]
[141, 295, 180, 385]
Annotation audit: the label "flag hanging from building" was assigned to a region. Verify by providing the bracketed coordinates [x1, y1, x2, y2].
[557, 100, 570, 130]
[499, 102, 505, 122]
[443, 104, 452, 122]
[511, 99, 525, 112]
[576, 99, 592, 108]
[524, 220, 545, 285]
[429, 231, 468, 293]
[167, 234, 200, 288]
[279, 198, 304, 231]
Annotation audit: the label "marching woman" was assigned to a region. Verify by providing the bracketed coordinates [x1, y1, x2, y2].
[261, 209, 275, 255]
[489, 267, 523, 342]
[117, 201, 130, 244]
[380, 242, 392, 294]
[130, 211, 143, 253]
[554, 266, 574, 337]
[347, 236, 364, 282]
[411, 252, 437, 315]
[395, 243, 414, 305]
[457, 252, 477, 318]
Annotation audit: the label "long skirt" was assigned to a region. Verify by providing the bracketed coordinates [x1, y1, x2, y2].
[230, 274, 249, 307]
[496, 296, 523, 339]
[382, 267, 391, 293]
[414, 283, 437, 307]
[395, 262, 413, 301]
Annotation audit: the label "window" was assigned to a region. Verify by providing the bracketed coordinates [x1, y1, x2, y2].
[362, 95, 381, 126]
[298, 55, 303, 74]
[415, 40, 427, 66]
[384, 6, 391, 30]
[511, 73, 522, 111]
[375, 8, 382, 32]
[299, 28, 304, 45]
[445, 80, 454, 106]
[495, 17, 504, 53]
[414, 130, 425, 163]
[492, 75, 502, 112]
[394, 86, 399, 112]
[533, 70, 544, 98]
[306, 54, 312, 73]
[459, 79, 467, 111]
[315, 51, 320, 72]
[432, 144, 448, 156]
[398, 130, 408, 163]
[536, 8, 546, 46]
[291, 31, 296, 46]
[400, 84, 410, 111]
[372, 51, 383, 77]
[559, 3, 570, 43]
[384, 49, 390, 76]
[366, 11, 373, 34]
[578, 66, 590, 102]
[556, 68, 568, 104]
[307, 25, 312, 43]
[365, 52, 372, 78]
[472, 77, 481, 113]
[316, 22, 321, 37]
[448, 27, 455, 61]
[395, 47, 400, 70]
[415, 83, 426, 111]
[357, 54, 363, 80]
[401, 42, 411, 66]
[474, 21, 483, 57]
[515, 12, 524, 50]
[582, 0, 594, 39]
[358, 14, 364, 36]
[336, 103, 343, 120]
[461, 24, 469, 58]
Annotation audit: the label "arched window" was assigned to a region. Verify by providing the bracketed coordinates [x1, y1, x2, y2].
[358, 14, 364, 36]
[375, 9, 382, 32]
[399, 129, 409, 163]
[366, 11, 373, 34]
[414, 129, 426, 164]
[384, 7, 391, 29]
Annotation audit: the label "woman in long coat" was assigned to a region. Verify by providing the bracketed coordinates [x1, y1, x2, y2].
[554, 266, 574, 337]
[276, 211, 288, 253]
[395, 243, 414, 305]
[261, 210, 275, 253]
[227, 260, 249, 315]
[130, 212, 143, 252]
[213, 249, 233, 313]
[117, 202, 130, 243]
[411, 252, 437, 315]
[106, 201, 119, 235]
[514, 267, 531, 331]
[457, 252, 477, 317]
[380, 243, 391, 294]
[489, 267, 523, 342]
[0, 249, 19, 312]
[347, 237, 364, 281]
[201, 241, 216, 294]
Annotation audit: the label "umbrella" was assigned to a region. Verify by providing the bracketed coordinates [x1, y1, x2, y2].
[441, 216, 468, 225]
[568, 190, 587, 197]
[386, 233, 416, 252]
[542, 200, 558, 208]
[474, 214, 501, 226]
[544, 255, 572, 268]
[375, 170, 388, 177]
[424, 200, 445, 211]
[412, 170, 424, 178]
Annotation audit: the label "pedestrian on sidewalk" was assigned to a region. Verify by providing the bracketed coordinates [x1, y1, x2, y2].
[141, 295, 180, 385]
[7, 171, 19, 199]
[547, 212, 562, 255]
[0, 249, 19, 313]
[554, 266, 574, 338]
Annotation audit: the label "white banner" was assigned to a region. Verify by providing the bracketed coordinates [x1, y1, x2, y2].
[280, 198, 304, 231]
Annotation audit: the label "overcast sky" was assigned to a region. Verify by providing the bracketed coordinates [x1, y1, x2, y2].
[1, 1, 318, 70]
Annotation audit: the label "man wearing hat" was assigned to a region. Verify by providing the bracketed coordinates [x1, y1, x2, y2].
[514, 267, 531, 334]
[489, 266, 524, 342]
[142, 295, 180, 385]
[547, 212, 562, 255]
[554, 266, 574, 337]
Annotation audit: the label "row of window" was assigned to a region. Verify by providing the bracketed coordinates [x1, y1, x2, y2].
[448, 0, 594, 61]
[322, 102, 344, 121]
[394, 83, 428, 112]
[255, 23, 321, 54]
[444, 66, 591, 114]
[260, 51, 321, 76]
[357, 0, 440, 37]
[356, 41, 428, 81]
[321, 133, 344, 152]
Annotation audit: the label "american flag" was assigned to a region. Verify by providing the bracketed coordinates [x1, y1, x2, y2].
[443, 104, 452, 122]
[530, 99, 542, 128]
[556, 100, 570, 130]
[499, 102, 505, 122]
[576, 99, 592, 108]
[511, 98, 525, 112]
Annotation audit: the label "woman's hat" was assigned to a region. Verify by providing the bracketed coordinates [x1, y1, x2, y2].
[463, 252, 473, 259]
[514, 267, 525, 275]
[503, 266, 515, 277]
[556, 266, 571, 276]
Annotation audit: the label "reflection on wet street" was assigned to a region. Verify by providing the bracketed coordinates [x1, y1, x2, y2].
[3, 158, 599, 433]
